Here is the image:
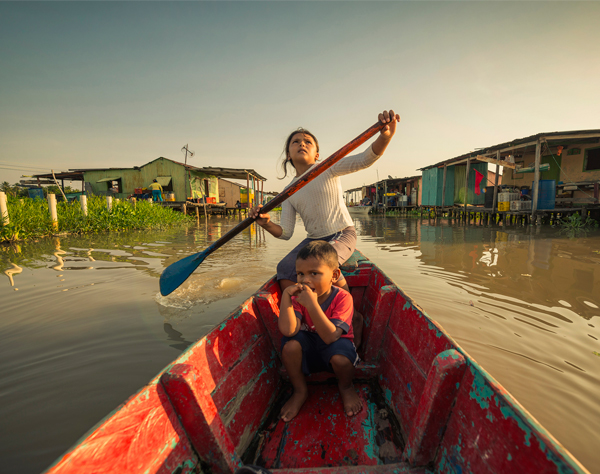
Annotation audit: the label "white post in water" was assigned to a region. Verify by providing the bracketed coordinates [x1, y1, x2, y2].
[48, 193, 58, 229]
[106, 195, 112, 211]
[0, 191, 9, 225]
[80, 195, 88, 216]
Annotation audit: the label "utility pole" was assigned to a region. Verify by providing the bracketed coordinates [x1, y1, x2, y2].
[181, 144, 195, 200]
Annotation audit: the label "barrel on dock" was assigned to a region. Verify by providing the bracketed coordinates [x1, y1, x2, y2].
[535, 179, 556, 210]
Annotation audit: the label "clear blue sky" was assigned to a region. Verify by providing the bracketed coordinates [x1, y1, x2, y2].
[1, 1, 599, 192]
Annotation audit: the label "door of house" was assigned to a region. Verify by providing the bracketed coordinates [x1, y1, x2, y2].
[541, 154, 561, 182]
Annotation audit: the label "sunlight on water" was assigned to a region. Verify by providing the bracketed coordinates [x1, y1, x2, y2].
[1, 214, 600, 473]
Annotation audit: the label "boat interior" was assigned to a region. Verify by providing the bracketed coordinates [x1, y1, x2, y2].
[46, 252, 584, 474]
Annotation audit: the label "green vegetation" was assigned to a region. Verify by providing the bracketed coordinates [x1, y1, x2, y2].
[558, 213, 598, 231]
[1, 195, 190, 243]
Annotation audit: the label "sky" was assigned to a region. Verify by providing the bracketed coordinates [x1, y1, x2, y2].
[1, 1, 600, 193]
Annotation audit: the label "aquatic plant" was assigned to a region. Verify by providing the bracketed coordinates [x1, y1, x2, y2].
[0, 195, 191, 243]
[558, 213, 598, 231]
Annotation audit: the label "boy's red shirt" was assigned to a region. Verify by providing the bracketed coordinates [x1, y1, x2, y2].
[291, 286, 354, 339]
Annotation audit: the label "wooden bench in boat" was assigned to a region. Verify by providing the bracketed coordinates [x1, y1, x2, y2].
[44, 251, 589, 474]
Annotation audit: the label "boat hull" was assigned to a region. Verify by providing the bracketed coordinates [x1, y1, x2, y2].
[346, 205, 372, 215]
[44, 251, 588, 474]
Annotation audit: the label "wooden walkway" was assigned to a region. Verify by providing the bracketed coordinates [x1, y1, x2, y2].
[158, 201, 248, 217]
[418, 205, 595, 226]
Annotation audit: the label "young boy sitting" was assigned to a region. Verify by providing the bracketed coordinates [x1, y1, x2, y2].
[278, 240, 362, 422]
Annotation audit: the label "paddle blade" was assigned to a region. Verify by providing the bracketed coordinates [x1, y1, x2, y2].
[159, 249, 209, 296]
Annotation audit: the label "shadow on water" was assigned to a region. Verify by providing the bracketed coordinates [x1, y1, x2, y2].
[163, 323, 193, 352]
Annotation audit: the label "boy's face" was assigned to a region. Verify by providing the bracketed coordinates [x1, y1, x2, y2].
[296, 256, 340, 298]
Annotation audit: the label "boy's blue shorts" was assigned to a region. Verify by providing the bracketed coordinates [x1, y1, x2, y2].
[281, 331, 360, 376]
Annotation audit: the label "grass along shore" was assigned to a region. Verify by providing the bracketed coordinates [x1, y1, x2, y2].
[1, 195, 190, 243]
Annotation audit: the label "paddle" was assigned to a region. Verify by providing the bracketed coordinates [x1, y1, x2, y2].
[159, 120, 388, 296]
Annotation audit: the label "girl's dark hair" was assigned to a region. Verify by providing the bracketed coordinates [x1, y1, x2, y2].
[278, 128, 319, 180]
[296, 240, 338, 270]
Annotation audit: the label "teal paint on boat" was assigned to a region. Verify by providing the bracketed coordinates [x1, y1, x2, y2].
[469, 370, 494, 410]
[362, 401, 378, 461]
[500, 405, 532, 447]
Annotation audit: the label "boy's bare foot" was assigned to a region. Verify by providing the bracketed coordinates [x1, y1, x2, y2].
[339, 385, 362, 417]
[280, 388, 308, 422]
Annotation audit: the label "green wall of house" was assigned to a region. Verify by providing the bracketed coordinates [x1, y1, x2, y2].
[82, 158, 218, 201]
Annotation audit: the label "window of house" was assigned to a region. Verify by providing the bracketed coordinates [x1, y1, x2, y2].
[584, 147, 600, 171]
[108, 179, 122, 193]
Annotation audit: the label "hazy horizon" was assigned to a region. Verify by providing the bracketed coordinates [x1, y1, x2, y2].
[2, 1, 599, 192]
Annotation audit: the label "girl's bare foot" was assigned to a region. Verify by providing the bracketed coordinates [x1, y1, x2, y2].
[339, 385, 362, 416]
[280, 388, 308, 422]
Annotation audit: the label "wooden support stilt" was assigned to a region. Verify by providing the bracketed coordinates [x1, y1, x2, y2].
[80, 195, 88, 216]
[0, 191, 9, 225]
[531, 138, 542, 221]
[442, 164, 447, 209]
[48, 194, 58, 230]
[464, 157, 470, 216]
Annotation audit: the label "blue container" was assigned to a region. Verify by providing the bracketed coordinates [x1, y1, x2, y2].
[533, 180, 556, 210]
[28, 188, 45, 200]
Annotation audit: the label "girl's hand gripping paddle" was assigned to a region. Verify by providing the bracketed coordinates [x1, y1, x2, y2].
[159, 120, 387, 296]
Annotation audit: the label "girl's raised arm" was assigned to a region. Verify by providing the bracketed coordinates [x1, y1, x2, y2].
[372, 109, 400, 156]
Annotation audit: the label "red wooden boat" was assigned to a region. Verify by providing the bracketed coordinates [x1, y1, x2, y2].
[45, 251, 589, 474]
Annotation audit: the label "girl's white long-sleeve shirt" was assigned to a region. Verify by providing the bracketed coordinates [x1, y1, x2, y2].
[277, 145, 381, 240]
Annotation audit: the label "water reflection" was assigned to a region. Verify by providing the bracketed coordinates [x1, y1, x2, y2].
[2, 215, 600, 473]
[3, 262, 22, 287]
[350, 215, 600, 472]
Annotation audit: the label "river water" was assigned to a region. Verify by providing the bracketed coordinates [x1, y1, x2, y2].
[1, 214, 599, 473]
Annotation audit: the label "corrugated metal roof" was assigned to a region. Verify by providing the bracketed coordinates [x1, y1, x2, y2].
[420, 128, 600, 171]
[193, 166, 267, 181]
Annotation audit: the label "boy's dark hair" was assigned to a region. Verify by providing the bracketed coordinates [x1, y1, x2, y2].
[296, 240, 338, 270]
[278, 128, 320, 180]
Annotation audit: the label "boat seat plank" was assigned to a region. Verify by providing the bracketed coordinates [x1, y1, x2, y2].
[255, 384, 404, 470]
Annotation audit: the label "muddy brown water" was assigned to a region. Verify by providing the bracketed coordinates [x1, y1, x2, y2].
[1, 214, 599, 473]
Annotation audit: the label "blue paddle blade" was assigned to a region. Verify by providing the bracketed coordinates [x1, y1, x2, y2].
[159, 249, 209, 296]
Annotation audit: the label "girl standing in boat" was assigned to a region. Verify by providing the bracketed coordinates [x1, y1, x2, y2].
[250, 110, 400, 347]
